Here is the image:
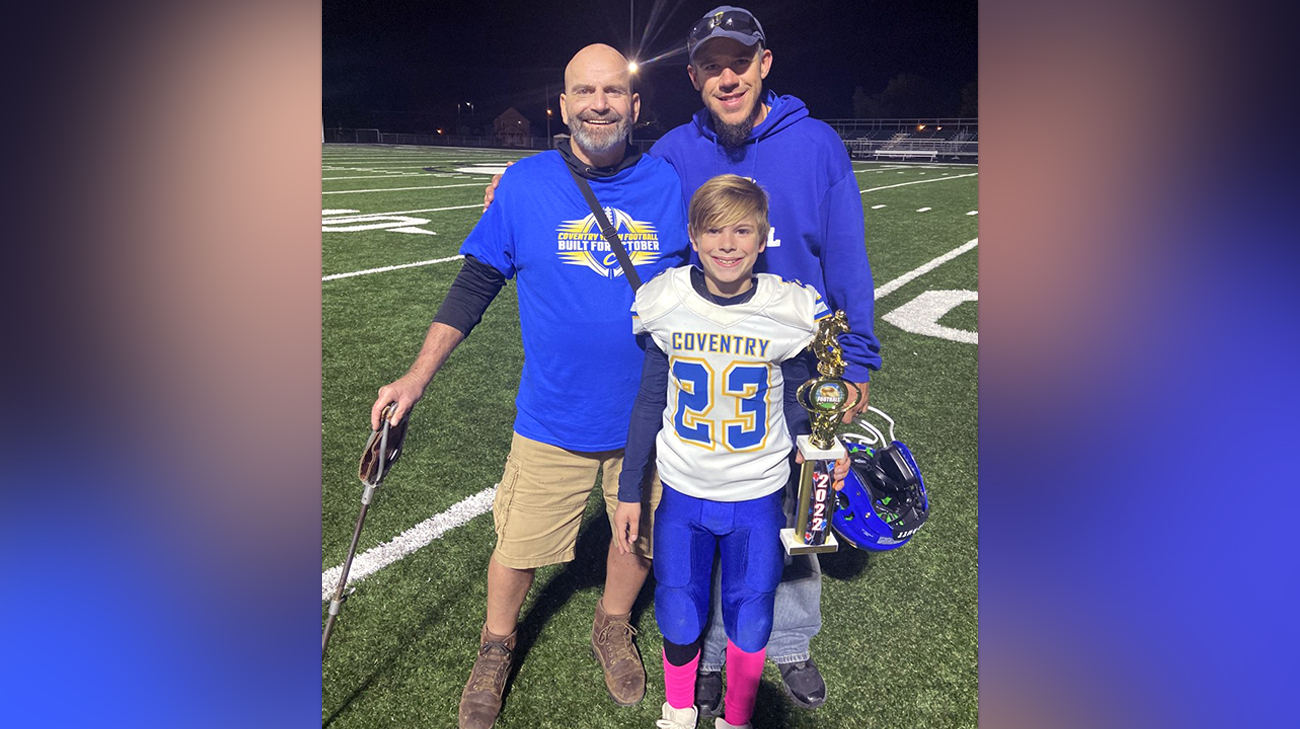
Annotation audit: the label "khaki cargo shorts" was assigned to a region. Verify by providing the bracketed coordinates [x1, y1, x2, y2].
[491, 432, 661, 569]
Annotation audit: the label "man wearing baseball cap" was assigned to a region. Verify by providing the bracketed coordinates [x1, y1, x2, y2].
[648, 5, 881, 720]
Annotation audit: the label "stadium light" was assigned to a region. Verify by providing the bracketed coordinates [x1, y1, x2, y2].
[628, 61, 640, 74]
[545, 82, 553, 142]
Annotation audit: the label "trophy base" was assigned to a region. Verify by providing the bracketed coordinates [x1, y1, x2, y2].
[780, 528, 839, 555]
[796, 434, 847, 461]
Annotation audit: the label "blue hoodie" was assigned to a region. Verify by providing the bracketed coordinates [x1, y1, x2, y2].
[649, 91, 881, 382]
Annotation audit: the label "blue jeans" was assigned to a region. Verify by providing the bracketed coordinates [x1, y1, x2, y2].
[702, 426, 821, 665]
[697, 477, 822, 669]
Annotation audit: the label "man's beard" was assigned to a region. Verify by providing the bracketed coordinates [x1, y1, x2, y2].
[713, 99, 763, 149]
[569, 115, 631, 159]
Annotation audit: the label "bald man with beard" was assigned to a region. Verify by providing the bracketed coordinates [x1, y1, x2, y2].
[370, 44, 689, 729]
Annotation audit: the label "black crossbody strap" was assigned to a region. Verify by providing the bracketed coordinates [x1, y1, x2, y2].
[567, 165, 642, 291]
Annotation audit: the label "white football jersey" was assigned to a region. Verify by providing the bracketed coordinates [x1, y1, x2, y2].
[632, 267, 830, 502]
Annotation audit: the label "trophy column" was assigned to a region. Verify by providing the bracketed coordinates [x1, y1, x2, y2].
[780, 435, 845, 554]
[780, 311, 860, 556]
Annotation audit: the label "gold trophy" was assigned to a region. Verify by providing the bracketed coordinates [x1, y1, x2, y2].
[780, 311, 862, 555]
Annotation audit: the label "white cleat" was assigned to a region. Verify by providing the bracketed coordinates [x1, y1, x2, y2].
[656, 701, 699, 728]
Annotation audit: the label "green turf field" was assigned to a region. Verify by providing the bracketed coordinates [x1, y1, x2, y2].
[322, 144, 978, 728]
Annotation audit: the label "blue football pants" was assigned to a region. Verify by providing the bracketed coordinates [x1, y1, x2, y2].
[652, 484, 786, 653]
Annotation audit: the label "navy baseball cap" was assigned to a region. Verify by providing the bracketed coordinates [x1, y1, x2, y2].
[687, 6, 766, 62]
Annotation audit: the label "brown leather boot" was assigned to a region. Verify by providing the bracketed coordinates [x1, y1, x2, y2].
[458, 624, 517, 729]
[590, 599, 645, 706]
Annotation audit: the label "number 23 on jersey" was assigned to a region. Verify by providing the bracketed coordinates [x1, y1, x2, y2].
[672, 357, 773, 452]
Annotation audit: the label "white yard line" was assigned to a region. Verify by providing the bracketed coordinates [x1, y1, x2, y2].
[325, 203, 483, 218]
[322, 486, 498, 600]
[321, 159, 530, 168]
[323, 182, 489, 195]
[323, 173, 438, 181]
[322, 255, 464, 281]
[324, 151, 526, 160]
[854, 165, 965, 173]
[860, 172, 977, 194]
[874, 238, 978, 300]
[325, 163, 523, 170]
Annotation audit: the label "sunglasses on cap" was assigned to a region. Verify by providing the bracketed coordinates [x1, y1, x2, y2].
[688, 9, 765, 47]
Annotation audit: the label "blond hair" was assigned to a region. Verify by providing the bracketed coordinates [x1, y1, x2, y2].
[688, 174, 770, 243]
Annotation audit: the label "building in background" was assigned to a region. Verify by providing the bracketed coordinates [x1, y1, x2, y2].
[492, 108, 531, 148]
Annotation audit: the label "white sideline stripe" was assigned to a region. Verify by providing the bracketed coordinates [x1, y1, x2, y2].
[323, 182, 487, 195]
[322, 486, 498, 601]
[323, 255, 464, 281]
[874, 238, 978, 300]
[860, 172, 977, 194]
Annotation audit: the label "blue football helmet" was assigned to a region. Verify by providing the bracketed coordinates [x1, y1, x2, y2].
[832, 408, 930, 551]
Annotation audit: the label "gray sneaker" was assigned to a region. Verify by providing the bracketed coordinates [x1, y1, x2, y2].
[695, 670, 723, 719]
[777, 658, 826, 709]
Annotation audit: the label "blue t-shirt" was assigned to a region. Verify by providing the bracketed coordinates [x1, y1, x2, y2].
[460, 151, 690, 451]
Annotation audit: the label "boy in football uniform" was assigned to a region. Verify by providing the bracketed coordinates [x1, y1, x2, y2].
[613, 174, 844, 729]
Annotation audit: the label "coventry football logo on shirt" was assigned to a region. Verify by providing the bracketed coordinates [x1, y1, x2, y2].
[555, 207, 663, 279]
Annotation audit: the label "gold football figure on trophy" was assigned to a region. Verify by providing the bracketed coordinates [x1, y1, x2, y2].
[783, 311, 861, 553]
[795, 311, 861, 450]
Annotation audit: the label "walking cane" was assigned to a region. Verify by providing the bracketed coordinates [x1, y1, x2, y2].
[323, 403, 409, 657]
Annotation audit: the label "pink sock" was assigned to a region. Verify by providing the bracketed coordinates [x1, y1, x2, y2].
[662, 648, 699, 710]
[724, 640, 766, 726]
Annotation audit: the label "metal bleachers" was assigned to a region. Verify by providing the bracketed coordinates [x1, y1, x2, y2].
[829, 118, 978, 163]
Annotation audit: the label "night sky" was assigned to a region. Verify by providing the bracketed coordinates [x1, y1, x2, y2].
[323, 0, 977, 136]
